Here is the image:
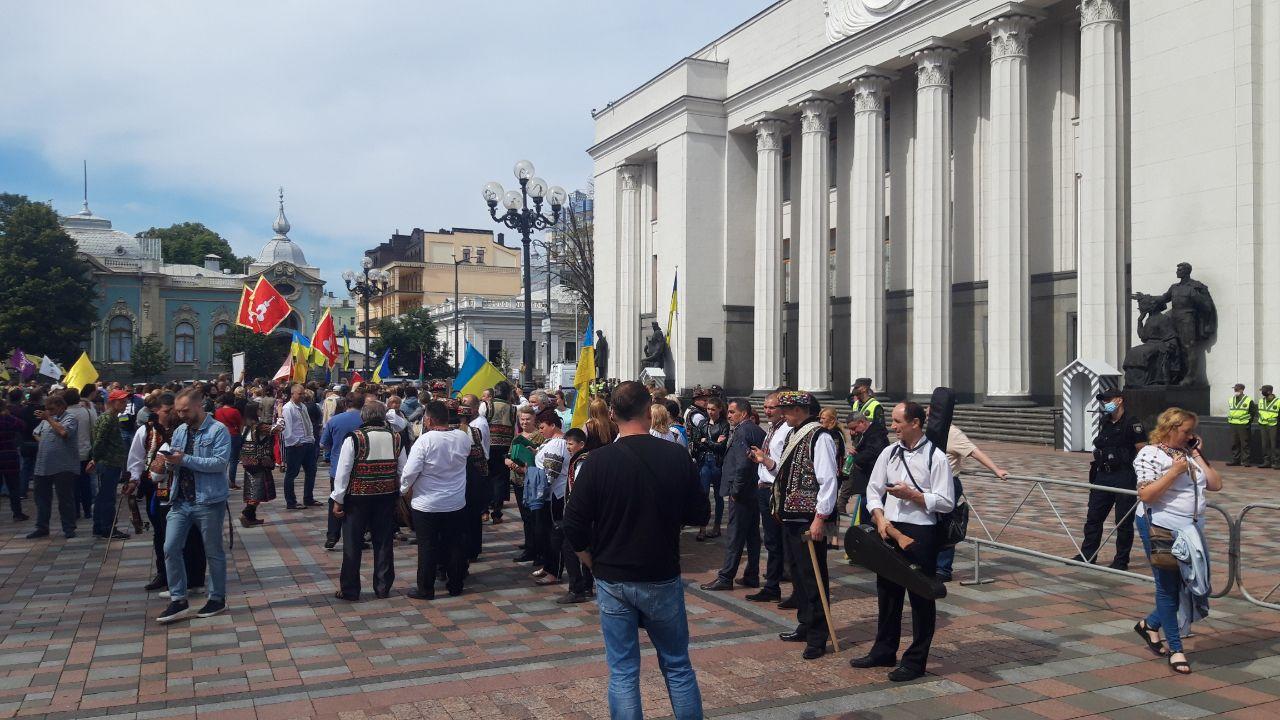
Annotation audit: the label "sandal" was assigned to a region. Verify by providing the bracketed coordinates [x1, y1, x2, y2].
[1168, 652, 1192, 674]
[532, 569, 547, 578]
[535, 575, 561, 586]
[1134, 620, 1167, 656]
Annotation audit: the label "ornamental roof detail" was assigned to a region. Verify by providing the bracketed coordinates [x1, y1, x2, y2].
[254, 187, 312, 269]
[823, 0, 927, 43]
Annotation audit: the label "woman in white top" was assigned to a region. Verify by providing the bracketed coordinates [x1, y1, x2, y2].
[532, 408, 568, 586]
[648, 403, 683, 445]
[1132, 407, 1222, 675]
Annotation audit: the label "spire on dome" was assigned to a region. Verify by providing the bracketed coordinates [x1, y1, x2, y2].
[272, 186, 292, 239]
[78, 160, 92, 216]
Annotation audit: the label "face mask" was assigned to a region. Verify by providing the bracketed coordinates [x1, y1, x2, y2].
[1103, 402, 1118, 414]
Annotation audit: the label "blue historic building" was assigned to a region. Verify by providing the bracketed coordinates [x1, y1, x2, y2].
[61, 191, 326, 382]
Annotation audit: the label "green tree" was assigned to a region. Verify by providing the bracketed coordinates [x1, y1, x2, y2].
[130, 334, 171, 382]
[217, 326, 290, 380]
[0, 192, 29, 234]
[0, 197, 97, 361]
[494, 348, 513, 377]
[143, 222, 254, 272]
[371, 307, 452, 378]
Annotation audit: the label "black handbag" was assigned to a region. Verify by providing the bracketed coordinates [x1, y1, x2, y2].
[896, 443, 969, 549]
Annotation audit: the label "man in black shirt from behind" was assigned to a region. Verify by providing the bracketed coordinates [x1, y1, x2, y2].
[563, 381, 708, 720]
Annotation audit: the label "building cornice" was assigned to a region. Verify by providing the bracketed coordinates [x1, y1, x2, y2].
[588, 95, 728, 161]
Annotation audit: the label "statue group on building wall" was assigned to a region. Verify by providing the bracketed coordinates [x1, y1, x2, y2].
[1123, 263, 1217, 388]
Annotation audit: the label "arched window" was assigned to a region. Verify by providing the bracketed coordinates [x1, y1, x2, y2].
[212, 323, 229, 361]
[108, 316, 132, 363]
[174, 322, 195, 363]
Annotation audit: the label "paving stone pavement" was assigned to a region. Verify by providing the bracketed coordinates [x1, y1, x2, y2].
[1, 441, 1279, 719]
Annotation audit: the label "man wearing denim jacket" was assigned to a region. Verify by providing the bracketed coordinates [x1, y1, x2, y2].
[157, 388, 231, 624]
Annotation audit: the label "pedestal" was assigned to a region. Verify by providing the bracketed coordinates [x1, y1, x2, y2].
[1122, 385, 1210, 434]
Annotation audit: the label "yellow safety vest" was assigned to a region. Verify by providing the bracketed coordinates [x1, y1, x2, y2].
[1259, 396, 1279, 427]
[1227, 395, 1254, 425]
[853, 397, 882, 424]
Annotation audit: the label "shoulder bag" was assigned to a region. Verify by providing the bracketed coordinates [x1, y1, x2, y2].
[895, 442, 968, 549]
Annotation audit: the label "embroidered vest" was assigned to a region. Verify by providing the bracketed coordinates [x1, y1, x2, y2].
[347, 426, 401, 497]
[143, 424, 172, 500]
[489, 401, 515, 447]
[771, 421, 840, 521]
[467, 426, 488, 478]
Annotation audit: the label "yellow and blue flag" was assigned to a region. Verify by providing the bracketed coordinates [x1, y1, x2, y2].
[290, 331, 312, 383]
[340, 327, 351, 371]
[452, 341, 507, 399]
[371, 348, 393, 383]
[570, 319, 596, 428]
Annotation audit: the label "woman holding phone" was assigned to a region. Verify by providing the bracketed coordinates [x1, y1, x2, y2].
[1132, 407, 1222, 675]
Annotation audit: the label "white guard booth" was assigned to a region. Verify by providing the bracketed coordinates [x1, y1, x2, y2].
[1057, 359, 1123, 452]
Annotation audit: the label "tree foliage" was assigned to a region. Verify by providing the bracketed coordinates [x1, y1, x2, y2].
[144, 222, 254, 272]
[550, 191, 594, 318]
[371, 307, 452, 378]
[130, 334, 171, 382]
[217, 326, 290, 381]
[0, 196, 97, 361]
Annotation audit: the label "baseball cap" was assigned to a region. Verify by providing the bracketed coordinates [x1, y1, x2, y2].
[108, 389, 131, 402]
[1096, 389, 1123, 403]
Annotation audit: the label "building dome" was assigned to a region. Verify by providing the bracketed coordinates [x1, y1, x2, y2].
[61, 203, 145, 260]
[255, 188, 309, 267]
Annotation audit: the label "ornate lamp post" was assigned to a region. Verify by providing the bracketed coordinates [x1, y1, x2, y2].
[482, 160, 565, 393]
[342, 257, 391, 376]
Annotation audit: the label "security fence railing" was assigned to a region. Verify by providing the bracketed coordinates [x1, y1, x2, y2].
[956, 471, 1261, 605]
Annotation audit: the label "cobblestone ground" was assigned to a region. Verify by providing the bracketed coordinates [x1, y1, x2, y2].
[2, 442, 1279, 719]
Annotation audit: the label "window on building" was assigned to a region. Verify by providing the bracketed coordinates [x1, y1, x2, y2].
[828, 120, 838, 189]
[828, 228, 838, 291]
[782, 135, 792, 202]
[783, 237, 792, 300]
[563, 341, 575, 360]
[488, 339, 503, 363]
[108, 316, 132, 363]
[212, 323, 229, 362]
[697, 337, 713, 362]
[476, 248, 485, 264]
[174, 322, 195, 363]
[461, 248, 471, 263]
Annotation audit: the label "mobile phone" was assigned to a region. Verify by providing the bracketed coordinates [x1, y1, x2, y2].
[158, 449, 175, 456]
[1186, 437, 1200, 451]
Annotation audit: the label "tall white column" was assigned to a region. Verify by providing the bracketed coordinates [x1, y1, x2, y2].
[846, 70, 891, 392]
[908, 41, 959, 397]
[753, 117, 787, 391]
[795, 94, 835, 393]
[616, 164, 643, 380]
[977, 7, 1041, 404]
[1077, 0, 1126, 367]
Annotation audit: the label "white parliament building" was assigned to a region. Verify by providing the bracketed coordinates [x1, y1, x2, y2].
[590, 0, 1277, 413]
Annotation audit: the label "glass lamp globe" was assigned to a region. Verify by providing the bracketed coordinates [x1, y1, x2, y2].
[502, 190, 523, 211]
[482, 181, 504, 205]
[526, 177, 548, 200]
[513, 159, 535, 181]
[547, 186, 567, 208]
[341, 270, 356, 283]
[361, 256, 373, 269]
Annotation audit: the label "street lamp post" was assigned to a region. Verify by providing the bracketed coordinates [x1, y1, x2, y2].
[452, 254, 469, 370]
[342, 258, 390, 376]
[482, 161, 565, 394]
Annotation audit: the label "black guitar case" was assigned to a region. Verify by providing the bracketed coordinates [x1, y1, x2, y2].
[925, 386, 955, 452]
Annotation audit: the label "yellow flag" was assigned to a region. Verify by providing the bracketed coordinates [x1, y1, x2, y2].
[63, 352, 99, 391]
[570, 320, 596, 428]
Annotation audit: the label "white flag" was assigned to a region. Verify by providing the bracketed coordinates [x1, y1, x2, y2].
[231, 352, 246, 383]
[39, 356, 63, 380]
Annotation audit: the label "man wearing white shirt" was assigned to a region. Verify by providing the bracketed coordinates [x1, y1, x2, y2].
[767, 391, 841, 660]
[747, 391, 792, 603]
[330, 401, 406, 601]
[853, 401, 955, 682]
[399, 400, 472, 600]
[280, 383, 318, 510]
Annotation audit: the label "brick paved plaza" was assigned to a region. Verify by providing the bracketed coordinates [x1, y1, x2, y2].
[2, 442, 1279, 720]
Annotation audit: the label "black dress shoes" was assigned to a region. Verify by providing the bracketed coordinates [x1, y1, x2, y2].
[699, 578, 733, 591]
[802, 645, 826, 660]
[777, 595, 798, 609]
[406, 588, 435, 601]
[737, 577, 760, 588]
[849, 654, 896, 669]
[888, 666, 925, 682]
[778, 630, 807, 643]
[745, 589, 781, 602]
[144, 576, 167, 592]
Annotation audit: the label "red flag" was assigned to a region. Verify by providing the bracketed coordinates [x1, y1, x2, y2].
[272, 354, 292, 382]
[235, 285, 254, 328]
[246, 277, 292, 334]
[310, 309, 338, 367]
[350, 370, 365, 386]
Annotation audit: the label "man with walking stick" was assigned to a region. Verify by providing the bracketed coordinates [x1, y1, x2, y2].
[767, 391, 842, 660]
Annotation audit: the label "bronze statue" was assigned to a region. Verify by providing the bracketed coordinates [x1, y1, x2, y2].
[594, 330, 609, 380]
[1123, 294, 1184, 387]
[1155, 262, 1216, 387]
[642, 321, 667, 369]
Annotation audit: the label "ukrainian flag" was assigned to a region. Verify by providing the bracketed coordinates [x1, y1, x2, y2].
[570, 319, 596, 428]
[372, 348, 393, 383]
[290, 331, 312, 383]
[452, 342, 507, 399]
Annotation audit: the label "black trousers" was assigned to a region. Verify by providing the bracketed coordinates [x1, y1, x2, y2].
[465, 468, 491, 560]
[146, 494, 205, 586]
[870, 521, 939, 673]
[782, 521, 830, 650]
[1080, 469, 1137, 565]
[411, 508, 466, 597]
[488, 446, 510, 517]
[717, 492, 761, 583]
[534, 496, 565, 576]
[561, 531, 593, 594]
[514, 482, 535, 550]
[34, 472, 77, 535]
[757, 486, 785, 593]
[339, 495, 396, 598]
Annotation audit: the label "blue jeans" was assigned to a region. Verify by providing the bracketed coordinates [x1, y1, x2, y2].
[698, 455, 724, 528]
[19, 454, 34, 497]
[1136, 514, 1185, 653]
[935, 475, 963, 576]
[164, 501, 226, 602]
[92, 465, 122, 536]
[595, 577, 703, 720]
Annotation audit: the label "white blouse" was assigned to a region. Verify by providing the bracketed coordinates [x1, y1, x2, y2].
[1133, 445, 1206, 527]
[536, 437, 569, 500]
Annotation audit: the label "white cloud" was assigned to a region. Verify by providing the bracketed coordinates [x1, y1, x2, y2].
[0, 0, 761, 285]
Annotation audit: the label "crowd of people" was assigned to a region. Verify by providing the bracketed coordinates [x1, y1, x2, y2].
[0, 371, 1225, 716]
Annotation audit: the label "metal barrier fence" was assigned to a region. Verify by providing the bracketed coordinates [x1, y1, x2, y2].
[956, 471, 1266, 605]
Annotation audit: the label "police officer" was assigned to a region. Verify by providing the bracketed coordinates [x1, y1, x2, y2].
[1259, 386, 1279, 469]
[1227, 383, 1256, 466]
[1073, 389, 1145, 570]
[848, 378, 883, 427]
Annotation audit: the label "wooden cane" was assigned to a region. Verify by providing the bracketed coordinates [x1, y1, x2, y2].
[804, 531, 840, 652]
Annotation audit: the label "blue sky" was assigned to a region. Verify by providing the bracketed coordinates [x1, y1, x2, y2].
[0, 1, 767, 286]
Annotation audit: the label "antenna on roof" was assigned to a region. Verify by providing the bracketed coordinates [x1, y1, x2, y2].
[80, 160, 92, 216]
